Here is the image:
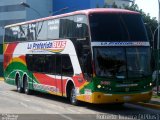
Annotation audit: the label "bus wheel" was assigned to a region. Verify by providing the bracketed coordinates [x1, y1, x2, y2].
[16, 75, 23, 93]
[24, 76, 31, 95]
[70, 87, 79, 105]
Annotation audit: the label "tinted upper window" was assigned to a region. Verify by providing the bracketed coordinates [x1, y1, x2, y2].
[48, 19, 60, 39]
[74, 15, 89, 39]
[59, 15, 88, 39]
[89, 13, 148, 41]
[26, 23, 37, 41]
[4, 14, 89, 43]
[19, 24, 27, 41]
[37, 21, 48, 40]
[4, 26, 22, 42]
[4, 27, 13, 42]
[59, 16, 74, 39]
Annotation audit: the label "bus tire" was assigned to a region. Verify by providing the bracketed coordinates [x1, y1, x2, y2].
[16, 75, 23, 93]
[70, 86, 79, 105]
[23, 76, 31, 95]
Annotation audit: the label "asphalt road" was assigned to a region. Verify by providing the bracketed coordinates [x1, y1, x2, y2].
[0, 81, 160, 120]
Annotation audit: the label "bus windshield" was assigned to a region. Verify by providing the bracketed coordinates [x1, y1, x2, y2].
[89, 13, 148, 41]
[94, 47, 151, 78]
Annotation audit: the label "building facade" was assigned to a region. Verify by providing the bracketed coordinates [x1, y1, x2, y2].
[53, 0, 105, 15]
[52, 0, 133, 15]
[0, 0, 52, 76]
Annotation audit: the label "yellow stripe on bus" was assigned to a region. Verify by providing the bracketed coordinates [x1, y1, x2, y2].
[12, 57, 26, 66]
[3, 44, 8, 53]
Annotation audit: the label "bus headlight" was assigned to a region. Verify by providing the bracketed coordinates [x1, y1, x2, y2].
[149, 83, 152, 86]
[97, 85, 101, 88]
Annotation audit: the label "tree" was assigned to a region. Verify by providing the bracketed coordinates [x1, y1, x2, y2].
[112, 2, 118, 8]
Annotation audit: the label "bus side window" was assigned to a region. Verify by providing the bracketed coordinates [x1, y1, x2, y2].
[26, 54, 34, 71]
[48, 19, 60, 39]
[59, 18, 67, 38]
[26, 23, 37, 41]
[37, 21, 48, 40]
[19, 25, 27, 41]
[74, 15, 89, 39]
[62, 55, 74, 76]
[55, 54, 62, 75]
[45, 54, 56, 74]
[4, 28, 13, 42]
[30, 54, 45, 73]
[10, 26, 19, 42]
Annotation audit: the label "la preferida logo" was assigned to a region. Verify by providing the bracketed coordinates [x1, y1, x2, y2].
[27, 40, 67, 53]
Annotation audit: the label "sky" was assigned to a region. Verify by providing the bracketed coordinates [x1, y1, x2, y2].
[135, 0, 158, 20]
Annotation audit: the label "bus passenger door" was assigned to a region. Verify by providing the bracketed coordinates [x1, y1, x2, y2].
[55, 54, 74, 97]
[26, 54, 34, 90]
[55, 54, 63, 96]
[61, 55, 74, 97]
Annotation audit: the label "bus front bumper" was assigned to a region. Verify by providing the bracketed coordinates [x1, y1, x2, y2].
[77, 91, 152, 104]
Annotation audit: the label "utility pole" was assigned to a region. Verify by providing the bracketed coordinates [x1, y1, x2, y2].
[20, 2, 42, 18]
[156, 0, 160, 95]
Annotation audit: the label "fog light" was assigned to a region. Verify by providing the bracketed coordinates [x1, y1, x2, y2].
[149, 83, 152, 86]
[97, 85, 101, 88]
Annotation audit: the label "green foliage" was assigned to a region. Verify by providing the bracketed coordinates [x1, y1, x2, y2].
[112, 2, 118, 8]
[123, 4, 158, 30]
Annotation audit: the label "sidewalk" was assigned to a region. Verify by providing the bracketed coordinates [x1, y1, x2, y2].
[136, 95, 160, 110]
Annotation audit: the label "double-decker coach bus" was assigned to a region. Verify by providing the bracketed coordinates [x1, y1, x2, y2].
[3, 8, 152, 105]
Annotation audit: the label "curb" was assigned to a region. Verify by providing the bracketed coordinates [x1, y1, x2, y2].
[0, 77, 4, 81]
[135, 102, 160, 110]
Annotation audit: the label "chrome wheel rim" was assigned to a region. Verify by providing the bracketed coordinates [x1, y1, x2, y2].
[25, 79, 28, 93]
[71, 88, 76, 104]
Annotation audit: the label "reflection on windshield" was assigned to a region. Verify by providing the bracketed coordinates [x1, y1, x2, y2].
[94, 48, 126, 78]
[94, 47, 151, 78]
[126, 47, 151, 78]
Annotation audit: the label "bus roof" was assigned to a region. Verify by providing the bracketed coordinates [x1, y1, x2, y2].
[5, 8, 139, 28]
